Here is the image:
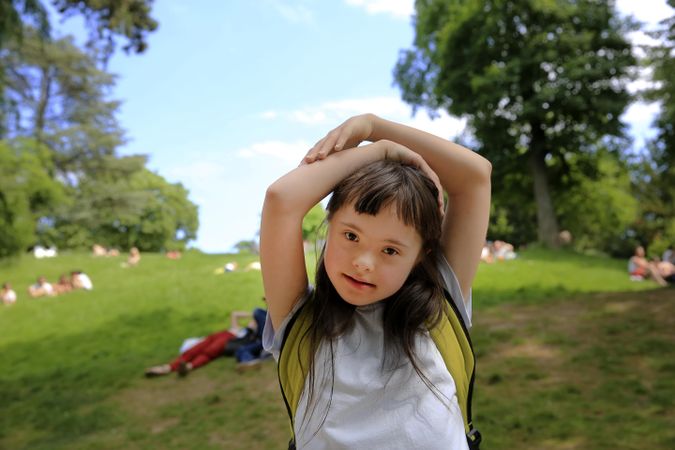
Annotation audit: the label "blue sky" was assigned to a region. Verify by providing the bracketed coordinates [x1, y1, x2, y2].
[57, 0, 673, 253]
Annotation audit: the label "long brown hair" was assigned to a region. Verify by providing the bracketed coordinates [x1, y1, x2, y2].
[300, 159, 449, 430]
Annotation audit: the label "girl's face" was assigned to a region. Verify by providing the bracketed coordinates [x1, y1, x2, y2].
[324, 203, 423, 307]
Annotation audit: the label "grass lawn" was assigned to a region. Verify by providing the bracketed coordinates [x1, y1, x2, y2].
[0, 249, 673, 449]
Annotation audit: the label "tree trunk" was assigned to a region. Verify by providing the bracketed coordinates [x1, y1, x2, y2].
[528, 129, 560, 248]
[35, 66, 52, 140]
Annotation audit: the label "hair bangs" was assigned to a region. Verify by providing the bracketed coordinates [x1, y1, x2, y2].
[327, 161, 442, 243]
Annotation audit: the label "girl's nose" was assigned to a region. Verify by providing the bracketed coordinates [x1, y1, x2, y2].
[353, 252, 374, 272]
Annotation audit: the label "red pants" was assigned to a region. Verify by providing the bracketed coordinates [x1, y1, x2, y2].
[169, 330, 235, 371]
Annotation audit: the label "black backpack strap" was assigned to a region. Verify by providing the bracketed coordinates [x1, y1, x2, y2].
[467, 427, 482, 449]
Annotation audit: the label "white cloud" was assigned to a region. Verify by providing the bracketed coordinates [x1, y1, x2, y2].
[616, 0, 673, 28]
[260, 110, 278, 119]
[236, 139, 311, 162]
[261, 95, 466, 140]
[165, 160, 226, 185]
[262, 96, 407, 125]
[164, 160, 229, 199]
[267, 0, 314, 24]
[345, 0, 413, 19]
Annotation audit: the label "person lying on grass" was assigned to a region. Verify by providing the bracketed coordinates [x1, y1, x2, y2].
[145, 306, 269, 377]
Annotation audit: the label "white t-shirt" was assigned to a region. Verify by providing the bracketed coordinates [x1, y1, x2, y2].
[41, 283, 54, 295]
[2, 289, 17, 304]
[77, 273, 93, 290]
[264, 256, 472, 450]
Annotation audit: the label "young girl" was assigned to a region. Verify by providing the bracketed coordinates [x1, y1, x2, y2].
[261, 114, 491, 449]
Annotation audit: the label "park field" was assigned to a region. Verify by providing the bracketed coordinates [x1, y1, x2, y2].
[0, 249, 673, 449]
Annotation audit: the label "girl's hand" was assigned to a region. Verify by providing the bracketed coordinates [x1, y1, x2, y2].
[377, 140, 445, 216]
[302, 114, 375, 164]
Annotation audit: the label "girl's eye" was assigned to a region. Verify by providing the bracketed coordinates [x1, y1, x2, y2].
[383, 247, 398, 256]
[344, 232, 358, 241]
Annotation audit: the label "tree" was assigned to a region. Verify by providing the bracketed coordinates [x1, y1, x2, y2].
[395, 0, 636, 247]
[0, 138, 64, 257]
[0, 0, 157, 57]
[555, 150, 638, 255]
[1, 29, 124, 168]
[0, 0, 157, 137]
[234, 240, 259, 254]
[50, 162, 198, 252]
[633, 1, 675, 255]
[0, 27, 199, 256]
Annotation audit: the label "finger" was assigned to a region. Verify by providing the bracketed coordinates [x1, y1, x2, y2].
[320, 129, 342, 155]
[334, 128, 350, 151]
[312, 133, 337, 161]
[415, 159, 444, 213]
[304, 137, 328, 163]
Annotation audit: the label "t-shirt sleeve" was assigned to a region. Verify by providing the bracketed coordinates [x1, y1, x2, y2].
[262, 288, 311, 361]
[437, 255, 473, 329]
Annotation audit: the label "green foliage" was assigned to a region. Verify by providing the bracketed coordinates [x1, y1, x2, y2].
[0, 0, 157, 57]
[302, 202, 326, 242]
[555, 150, 638, 256]
[0, 138, 64, 257]
[0, 24, 199, 257]
[0, 0, 49, 47]
[49, 163, 199, 252]
[234, 240, 259, 254]
[395, 0, 637, 246]
[2, 29, 124, 164]
[634, 4, 675, 253]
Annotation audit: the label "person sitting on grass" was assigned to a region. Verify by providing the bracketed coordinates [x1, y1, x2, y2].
[653, 257, 675, 284]
[53, 274, 73, 295]
[628, 246, 668, 286]
[128, 247, 141, 266]
[28, 276, 55, 298]
[144, 306, 269, 378]
[1, 282, 17, 305]
[70, 271, 93, 290]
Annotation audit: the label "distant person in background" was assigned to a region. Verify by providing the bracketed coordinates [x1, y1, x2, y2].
[480, 241, 494, 264]
[1, 283, 17, 305]
[28, 276, 55, 298]
[166, 250, 182, 260]
[128, 247, 141, 266]
[53, 275, 73, 295]
[234, 306, 269, 372]
[663, 245, 674, 265]
[92, 244, 107, 256]
[493, 240, 517, 261]
[71, 271, 93, 290]
[653, 257, 675, 284]
[628, 246, 668, 286]
[559, 230, 573, 246]
[144, 306, 268, 377]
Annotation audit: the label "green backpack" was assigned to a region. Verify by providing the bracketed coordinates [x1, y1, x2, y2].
[276, 290, 482, 450]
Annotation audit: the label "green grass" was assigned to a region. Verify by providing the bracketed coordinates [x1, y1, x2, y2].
[0, 249, 673, 449]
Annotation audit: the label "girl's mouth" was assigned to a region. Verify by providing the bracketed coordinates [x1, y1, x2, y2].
[343, 274, 376, 289]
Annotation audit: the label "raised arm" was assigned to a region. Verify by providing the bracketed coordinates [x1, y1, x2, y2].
[305, 114, 492, 303]
[262, 140, 415, 330]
